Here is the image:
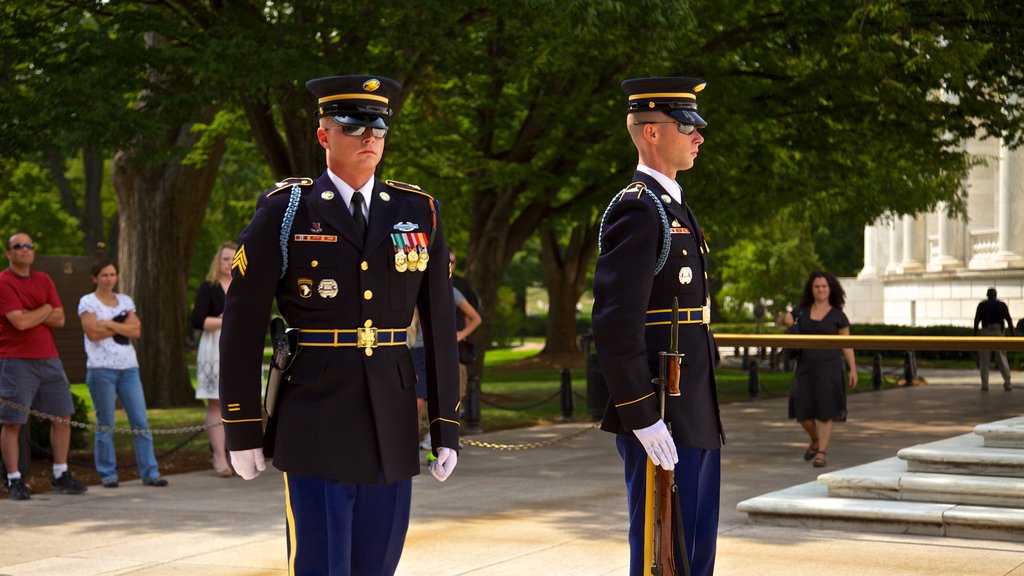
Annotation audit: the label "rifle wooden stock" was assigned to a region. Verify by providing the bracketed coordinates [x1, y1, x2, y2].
[643, 456, 678, 576]
[657, 465, 676, 575]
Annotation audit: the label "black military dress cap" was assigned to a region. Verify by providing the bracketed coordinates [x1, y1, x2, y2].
[306, 74, 401, 128]
[622, 76, 708, 128]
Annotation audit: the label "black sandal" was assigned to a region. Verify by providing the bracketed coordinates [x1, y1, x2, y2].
[803, 441, 819, 461]
[812, 451, 827, 468]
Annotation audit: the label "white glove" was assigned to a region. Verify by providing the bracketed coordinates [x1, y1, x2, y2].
[429, 447, 457, 482]
[633, 420, 678, 471]
[229, 448, 267, 480]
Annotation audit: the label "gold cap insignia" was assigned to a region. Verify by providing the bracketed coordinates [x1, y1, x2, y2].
[363, 79, 381, 92]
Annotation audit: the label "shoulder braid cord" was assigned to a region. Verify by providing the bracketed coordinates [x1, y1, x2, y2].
[597, 183, 672, 275]
[279, 184, 302, 278]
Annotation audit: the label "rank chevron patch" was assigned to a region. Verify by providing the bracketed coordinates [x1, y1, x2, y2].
[232, 245, 249, 276]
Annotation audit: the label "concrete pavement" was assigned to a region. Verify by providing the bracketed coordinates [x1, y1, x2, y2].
[2, 368, 1024, 575]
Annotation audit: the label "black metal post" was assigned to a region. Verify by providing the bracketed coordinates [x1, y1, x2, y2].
[872, 353, 883, 390]
[464, 374, 482, 434]
[741, 346, 750, 370]
[903, 350, 917, 385]
[768, 347, 778, 371]
[560, 368, 575, 423]
[748, 360, 760, 399]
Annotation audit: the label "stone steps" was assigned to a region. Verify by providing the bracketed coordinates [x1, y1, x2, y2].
[819, 457, 1024, 508]
[737, 481, 1024, 542]
[975, 416, 1024, 449]
[737, 417, 1024, 542]
[898, 433, 1024, 477]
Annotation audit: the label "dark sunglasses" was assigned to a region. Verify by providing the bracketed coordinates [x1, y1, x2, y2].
[331, 124, 388, 139]
[632, 121, 698, 135]
[10, 242, 35, 251]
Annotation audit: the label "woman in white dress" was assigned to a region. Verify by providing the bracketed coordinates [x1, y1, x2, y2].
[190, 241, 236, 476]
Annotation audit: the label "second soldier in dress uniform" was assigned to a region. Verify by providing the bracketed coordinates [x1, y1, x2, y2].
[592, 77, 725, 576]
[219, 74, 461, 575]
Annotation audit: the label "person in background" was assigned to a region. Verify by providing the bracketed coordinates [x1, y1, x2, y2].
[190, 240, 236, 477]
[449, 248, 482, 400]
[782, 272, 857, 468]
[973, 287, 1014, 391]
[79, 258, 167, 488]
[0, 232, 87, 500]
[416, 276, 481, 450]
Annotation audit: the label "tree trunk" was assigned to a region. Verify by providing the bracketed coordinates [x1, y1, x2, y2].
[46, 147, 107, 255]
[539, 219, 599, 356]
[111, 116, 226, 407]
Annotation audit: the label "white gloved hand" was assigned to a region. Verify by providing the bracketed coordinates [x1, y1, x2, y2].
[229, 448, 266, 480]
[429, 447, 458, 482]
[632, 420, 678, 471]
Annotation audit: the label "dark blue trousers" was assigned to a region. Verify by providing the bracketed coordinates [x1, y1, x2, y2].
[617, 434, 720, 576]
[284, 472, 412, 576]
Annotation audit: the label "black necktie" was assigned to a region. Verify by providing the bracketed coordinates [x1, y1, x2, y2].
[351, 191, 367, 241]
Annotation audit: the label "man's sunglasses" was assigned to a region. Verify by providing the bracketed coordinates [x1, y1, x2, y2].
[632, 121, 699, 135]
[9, 243, 35, 251]
[330, 124, 388, 139]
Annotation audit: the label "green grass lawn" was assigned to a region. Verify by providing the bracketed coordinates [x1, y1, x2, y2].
[69, 383, 212, 455]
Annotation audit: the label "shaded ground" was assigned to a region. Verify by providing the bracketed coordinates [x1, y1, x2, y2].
[2, 449, 215, 499]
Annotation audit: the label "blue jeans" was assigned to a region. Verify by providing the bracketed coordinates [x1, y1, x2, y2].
[86, 368, 161, 483]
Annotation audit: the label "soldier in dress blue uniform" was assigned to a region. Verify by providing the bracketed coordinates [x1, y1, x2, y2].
[592, 77, 725, 576]
[219, 74, 461, 576]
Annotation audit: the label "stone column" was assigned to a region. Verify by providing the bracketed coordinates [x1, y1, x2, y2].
[858, 224, 879, 279]
[885, 219, 901, 274]
[994, 142, 1024, 267]
[928, 201, 964, 271]
[901, 214, 925, 272]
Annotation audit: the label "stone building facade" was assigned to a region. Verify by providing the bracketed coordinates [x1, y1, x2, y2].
[845, 135, 1024, 327]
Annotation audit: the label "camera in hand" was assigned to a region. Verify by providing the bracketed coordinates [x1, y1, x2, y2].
[111, 310, 130, 345]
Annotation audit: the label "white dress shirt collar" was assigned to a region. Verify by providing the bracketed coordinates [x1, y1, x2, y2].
[636, 164, 682, 205]
[327, 169, 374, 219]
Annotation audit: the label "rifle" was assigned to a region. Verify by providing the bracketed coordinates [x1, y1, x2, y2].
[643, 298, 691, 576]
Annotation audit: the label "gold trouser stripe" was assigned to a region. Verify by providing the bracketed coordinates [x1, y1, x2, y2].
[643, 459, 656, 572]
[615, 391, 655, 408]
[284, 472, 297, 575]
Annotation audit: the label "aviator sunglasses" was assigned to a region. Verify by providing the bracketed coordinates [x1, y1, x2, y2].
[9, 242, 35, 250]
[330, 124, 389, 139]
[632, 121, 699, 135]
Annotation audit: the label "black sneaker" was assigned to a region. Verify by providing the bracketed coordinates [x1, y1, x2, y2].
[143, 477, 168, 487]
[6, 478, 30, 500]
[51, 471, 87, 494]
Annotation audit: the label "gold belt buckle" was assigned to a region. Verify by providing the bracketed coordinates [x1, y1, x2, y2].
[702, 301, 711, 325]
[357, 327, 379, 349]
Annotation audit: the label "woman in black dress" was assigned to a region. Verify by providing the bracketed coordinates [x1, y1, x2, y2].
[783, 272, 858, 467]
[190, 241, 236, 476]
